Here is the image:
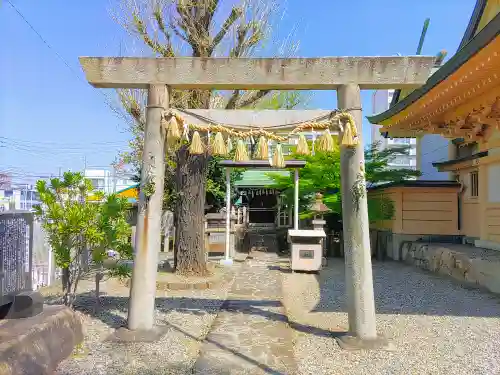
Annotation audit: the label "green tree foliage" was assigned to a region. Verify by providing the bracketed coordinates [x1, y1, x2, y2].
[131, 150, 244, 211]
[267, 142, 421, 226]
[364, 142, 421, 184]
[34, 172, 133, 307]
[206, 151, 244, 210]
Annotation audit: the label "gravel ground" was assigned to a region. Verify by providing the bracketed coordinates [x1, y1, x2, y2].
[282, 259, 500, 375]
[46, 266, 239, 375]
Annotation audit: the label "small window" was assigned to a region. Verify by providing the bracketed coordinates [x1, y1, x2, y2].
[470, 171, 479, 197]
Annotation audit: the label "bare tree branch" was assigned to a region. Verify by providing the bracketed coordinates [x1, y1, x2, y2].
[236, 89, 271, 108]
[210, 6, 243, 53]
[113, 0, 304, 167]
[225, 90, 241, 109]
[132, 10, 172, 57]
[118, 89, 146, 130]
[152, 4, 176, 56]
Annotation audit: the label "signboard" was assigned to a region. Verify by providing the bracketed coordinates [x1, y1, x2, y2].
[299, 249, 314, 259]
[208, 233, 225, 253]
[209, 233, 225, 244]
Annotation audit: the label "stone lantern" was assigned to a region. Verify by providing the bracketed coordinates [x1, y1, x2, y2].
[310, 193, 330, 231]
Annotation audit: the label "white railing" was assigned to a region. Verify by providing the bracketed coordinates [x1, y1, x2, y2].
[277, 211, 289, 227]
[32, 220, 58, 289]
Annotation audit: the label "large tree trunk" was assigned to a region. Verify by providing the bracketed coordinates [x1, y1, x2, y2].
[174, 144, 209, 275]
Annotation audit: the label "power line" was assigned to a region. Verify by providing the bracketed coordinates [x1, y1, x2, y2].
[0, 136, 125, 148]
[420, 143, 450, 157]
[1, 143, 122, 159]
[2, 165, 136, 178]
[0, 143, 121, 154]
[0, 139, 125, 154]
[5, 0, 132, 126]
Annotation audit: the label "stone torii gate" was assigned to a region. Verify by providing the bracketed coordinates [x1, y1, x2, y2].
[79, 56, 434, 349]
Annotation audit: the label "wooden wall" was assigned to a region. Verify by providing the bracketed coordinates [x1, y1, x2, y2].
[456, 166, 481, 238]
[461, 199, 481, 237]
[479, 135, 500, 244]
[368, 186, 460, 236]
[485, 204, 500, 243]
[400, 188, 459, 235]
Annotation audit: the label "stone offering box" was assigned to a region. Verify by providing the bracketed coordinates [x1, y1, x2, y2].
[288, 229, 326, 272]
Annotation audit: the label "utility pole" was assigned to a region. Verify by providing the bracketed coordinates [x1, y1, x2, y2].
[22, 183, 27, 210]
[416, 18, 430, 55]
[111, 164, 117, 193]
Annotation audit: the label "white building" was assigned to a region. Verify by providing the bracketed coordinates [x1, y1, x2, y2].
[84, 168, 136, 195]
[371, 89, 417, 170]
[0, 169, 136, 212]
[371, 89, 449, 179]
[0, 184, 40, 211]
[416, 135, 451, 180]
[371, 89, 395, 148]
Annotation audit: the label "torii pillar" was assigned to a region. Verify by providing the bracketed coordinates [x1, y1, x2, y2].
[79, 56, 434, 347]
[337, 84, 393, 350]
[126, 85, 169, 333]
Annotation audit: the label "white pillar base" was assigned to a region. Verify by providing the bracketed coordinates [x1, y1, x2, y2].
[219, 258, 234, 266]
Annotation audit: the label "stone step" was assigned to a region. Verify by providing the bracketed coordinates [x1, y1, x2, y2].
[248, 233, 278, 253]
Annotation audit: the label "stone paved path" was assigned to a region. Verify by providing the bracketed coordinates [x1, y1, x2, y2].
[193, 252, 297, 375]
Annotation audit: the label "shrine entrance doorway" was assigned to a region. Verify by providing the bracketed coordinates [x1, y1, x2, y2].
[241, 188, 278, 225]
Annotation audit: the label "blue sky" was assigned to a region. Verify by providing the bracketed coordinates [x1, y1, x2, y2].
[1, 0, 475, 182]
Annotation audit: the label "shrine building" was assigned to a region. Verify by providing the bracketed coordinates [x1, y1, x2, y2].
[367, 0, 500, 251]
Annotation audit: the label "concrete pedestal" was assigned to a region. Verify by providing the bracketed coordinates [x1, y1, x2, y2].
[107, 326, 168, 343]
[288, 229, 326, 272]
[219, 258, 234, 267]
[312, 219, 328, 267]
[336, 334, 395, 351]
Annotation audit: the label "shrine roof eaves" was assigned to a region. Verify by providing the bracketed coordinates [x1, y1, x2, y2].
[367, 12, 500, 126]
[367, 180, 461, 191]
[458, 0, 488, 49]
[432, 150, 488, 168]
[116, 183, 139, 195]
[234, 170, 288, 188]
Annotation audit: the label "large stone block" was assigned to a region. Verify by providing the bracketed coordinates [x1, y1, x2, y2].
[471, 259, 500, 294]
[0, 305, 83, 375]
[402, 242, 500, 295]
[0, 291, 44, 319]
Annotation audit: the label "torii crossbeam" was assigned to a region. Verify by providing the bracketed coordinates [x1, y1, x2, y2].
[80, 56, 433, 89]
[79, 56, 434, 349]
